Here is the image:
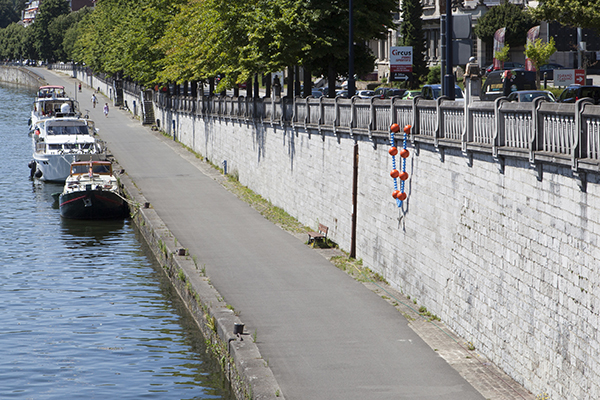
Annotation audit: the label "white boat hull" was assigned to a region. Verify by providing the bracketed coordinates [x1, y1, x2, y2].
[32, 153, 78, 182]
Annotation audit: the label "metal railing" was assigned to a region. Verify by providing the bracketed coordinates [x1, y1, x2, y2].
[48, 63, 600, 173]
[151, 91, 600, 172]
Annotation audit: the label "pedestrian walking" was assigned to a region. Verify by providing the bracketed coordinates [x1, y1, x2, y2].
[103, 103, 109, 117]
[91, 94, 97, 108]
[78, 83, 82, 92]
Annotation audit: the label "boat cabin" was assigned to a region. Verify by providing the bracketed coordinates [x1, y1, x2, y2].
[37, 85, 66, 99]
[70, 161, 113, 176]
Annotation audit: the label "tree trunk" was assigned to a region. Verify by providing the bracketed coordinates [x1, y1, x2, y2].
[328, 58, 336, 98]
[303, 65, 312, 97]
[287, 66, 294, 98]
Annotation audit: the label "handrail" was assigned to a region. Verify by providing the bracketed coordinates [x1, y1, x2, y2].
[54, 63, 600, 172]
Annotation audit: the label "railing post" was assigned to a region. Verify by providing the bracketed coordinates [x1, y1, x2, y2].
[574, 98, 594, 170]
[493, 97, 507, 158]
[411, 97, 419, 144]
[350, 97, 356, 136]
[435, 96, 447, 147]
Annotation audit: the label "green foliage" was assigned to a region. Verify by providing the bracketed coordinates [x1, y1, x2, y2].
[0, 0, 19, 29]
[525, 37, 556, 87]
[307, 0, 397, 95]
[495, 44, 510, 62]
[524, 37, 556, 69]
[74, 0, 184, 85]
[530, 0, 600, 32]
[0, 22, 34, 60]
[473, 1, 538, 47]
[33, 0, 70, 61]
[426, 65, 441, 84]
[400, 0, 426, 88]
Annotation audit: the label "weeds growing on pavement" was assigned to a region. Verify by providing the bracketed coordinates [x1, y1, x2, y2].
[223, 174, 307, 234]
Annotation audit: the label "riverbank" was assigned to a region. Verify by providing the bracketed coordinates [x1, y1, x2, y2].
[0, 64, 45, 87]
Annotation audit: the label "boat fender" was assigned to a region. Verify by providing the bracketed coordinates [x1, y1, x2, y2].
[29, 161, 37, 178]
[34, 169, 43, 178]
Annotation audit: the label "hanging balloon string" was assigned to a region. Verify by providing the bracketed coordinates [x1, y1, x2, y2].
[389, 124, 411, 207]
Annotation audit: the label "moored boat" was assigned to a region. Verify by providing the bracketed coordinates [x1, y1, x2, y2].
[30, 111, 104, 182]
[29, 85, 80, 132]
[59, 160, 129, 219]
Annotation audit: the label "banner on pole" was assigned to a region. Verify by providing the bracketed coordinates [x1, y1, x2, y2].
[525, 26, 540, 71]
[493, 28, 506, 71]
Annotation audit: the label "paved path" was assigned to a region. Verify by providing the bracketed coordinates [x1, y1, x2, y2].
[37, 69, 533, 400]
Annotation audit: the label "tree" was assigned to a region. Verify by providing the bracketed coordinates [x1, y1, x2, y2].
[48, 7, 91, 62]
[74, 0, 184, 85]
[530, 0, 600, 32]
[158, 0, 312, 89]
[495, 43, 510, 62]
[474, 1, 537, 47]
[524, 37, 556, 88]
[305, 0, 398, 97]
[60, 7, 92, 61]
[32, 0, 70, 61]
[0, 0, 19, 29]
[400, 0, 426, 88]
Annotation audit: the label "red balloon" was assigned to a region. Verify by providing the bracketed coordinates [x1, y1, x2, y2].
[399, 171, 409, 181]
[400, 148, 410, 158]
[390, 169, 400, 178]
[389, 147, 398, 156]
[390, 123, 400, 133]
[398, 192, 407, 201]
[392, 190, 400, 199]
[404, 125, 412, 134]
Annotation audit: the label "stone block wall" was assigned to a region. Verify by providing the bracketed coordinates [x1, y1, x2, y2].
[160, 107, 600, 400]
[0, 66, 45, 87]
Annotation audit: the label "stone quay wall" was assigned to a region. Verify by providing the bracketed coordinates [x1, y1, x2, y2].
[0, 65, 45, 87]
[156, 105, 599, 400]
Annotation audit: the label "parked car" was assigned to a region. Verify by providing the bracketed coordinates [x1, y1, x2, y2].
[402, 90, 421, 100]
[420, 84, 464, 101]
[336, 89, 349, 98]
[557, 85, 600, 104]
[356, 90, 376, 99]
[506, 90, 556, 102]
[374, 87, 406, 99]
[538, 63, 564, 80]
[480, 70, 537, 101]
[311, 89, 324, 98]
[485, 62, 525, 76]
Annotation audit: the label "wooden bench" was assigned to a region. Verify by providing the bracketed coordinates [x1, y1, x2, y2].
[307, 223, 329, 245]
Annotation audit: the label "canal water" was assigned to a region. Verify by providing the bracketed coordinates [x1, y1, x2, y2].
[0, 82, 234, 400]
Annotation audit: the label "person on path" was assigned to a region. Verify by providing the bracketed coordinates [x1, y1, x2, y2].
[103, 103, 109, 117]
[91, 94, 97, 108]
[78, 83, 82, 92]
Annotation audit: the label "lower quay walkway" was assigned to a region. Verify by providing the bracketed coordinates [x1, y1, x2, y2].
[40, 69, 534, 400]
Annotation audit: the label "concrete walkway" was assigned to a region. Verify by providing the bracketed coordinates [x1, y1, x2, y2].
[38, 69, 533, 400]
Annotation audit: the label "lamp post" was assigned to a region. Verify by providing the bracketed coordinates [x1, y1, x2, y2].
[348, 0, 356, 98]
[444, 0, 455, 99]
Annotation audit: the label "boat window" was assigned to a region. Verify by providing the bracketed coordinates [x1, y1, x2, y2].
[81, 143, 93, 150]
[64, 144, 79, 150]
[72, 165, 89, 174]
[93, 164, 111, 174]
[47, 125, 89, 135]
[48, 144, 62, 151]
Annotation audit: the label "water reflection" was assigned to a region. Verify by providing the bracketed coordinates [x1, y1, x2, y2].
[61, 218, 126, 242]
[1, 81, 233, 400]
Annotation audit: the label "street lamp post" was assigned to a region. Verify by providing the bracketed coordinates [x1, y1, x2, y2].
[348, 0, 356, 98]
[444, 0, 455, 99]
